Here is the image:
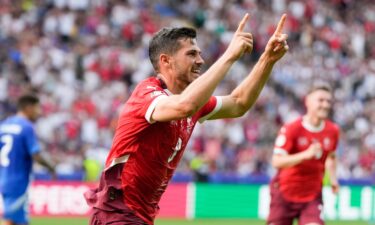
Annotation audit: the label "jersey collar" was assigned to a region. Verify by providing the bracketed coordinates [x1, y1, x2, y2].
[164, 88, 173, 96]
[302, 116, 325, 133]
[156, 75, 173, 96]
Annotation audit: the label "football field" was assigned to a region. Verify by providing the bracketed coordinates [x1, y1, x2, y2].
[30, 218, 371, 225]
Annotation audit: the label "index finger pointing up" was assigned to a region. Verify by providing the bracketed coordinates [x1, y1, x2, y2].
[236, 13, 249, 33]
[274, 14, 287, 35]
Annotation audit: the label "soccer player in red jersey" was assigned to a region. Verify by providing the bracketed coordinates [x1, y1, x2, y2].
[267, 83, 340, 225]
[85, 14, 289, 225]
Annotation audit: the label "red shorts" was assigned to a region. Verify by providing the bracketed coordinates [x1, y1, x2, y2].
[84, 163, 148, 225]
[267, 182, 324, 225]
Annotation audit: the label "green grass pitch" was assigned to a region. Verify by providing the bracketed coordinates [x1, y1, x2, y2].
[30, 218, 371, 225]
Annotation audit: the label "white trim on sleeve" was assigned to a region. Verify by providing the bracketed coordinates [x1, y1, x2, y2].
[145, 95, 168, 124]
[273, 147, 289, 155]
[106, 154, 130, 170]
[198, 96, 223, 123]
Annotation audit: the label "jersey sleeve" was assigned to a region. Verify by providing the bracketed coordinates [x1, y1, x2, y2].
[24, 125, 41, 155]
[134, 82, 168, 124]
[273, 125, 294, 155]
[197, 96, 223, 123]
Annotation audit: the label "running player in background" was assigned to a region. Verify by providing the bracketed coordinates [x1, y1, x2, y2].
[0, 94, 56, 225]
[85, 13, 289, 225]
[268, 83, 340, 225]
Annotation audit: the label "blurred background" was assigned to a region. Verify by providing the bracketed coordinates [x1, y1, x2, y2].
[0, 0, 374, 224]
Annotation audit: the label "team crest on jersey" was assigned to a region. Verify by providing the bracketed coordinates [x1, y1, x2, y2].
[297, 137, 308, 147]
[323, 138, 331, 149]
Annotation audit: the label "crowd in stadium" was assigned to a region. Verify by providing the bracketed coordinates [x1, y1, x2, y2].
[0, 0, 374, 182]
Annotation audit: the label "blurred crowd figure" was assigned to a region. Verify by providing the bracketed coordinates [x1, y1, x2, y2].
[0, 0, 375, 181]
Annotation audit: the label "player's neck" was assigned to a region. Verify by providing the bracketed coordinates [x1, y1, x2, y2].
[303, 115, 322, 127]
[17, 112, 30, 121]
[157, 73, 184, 94]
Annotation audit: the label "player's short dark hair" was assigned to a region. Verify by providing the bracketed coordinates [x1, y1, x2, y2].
[149, 27, 197, 71]
[307, 82, 333, 95]
[17, 94, 40, 110]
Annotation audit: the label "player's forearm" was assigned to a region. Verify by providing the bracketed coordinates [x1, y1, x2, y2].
[229, 54, 275, 114]
[272, 152, 308, 169]
[179, 55, 234, 113]
[326, 157, 338, 183]
[33, 152, 56, 173]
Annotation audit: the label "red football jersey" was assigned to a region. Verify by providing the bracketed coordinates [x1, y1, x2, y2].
[272, 117, 340, 202]
[105, 77, 222, 224]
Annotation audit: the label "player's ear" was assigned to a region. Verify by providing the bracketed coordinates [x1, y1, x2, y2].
[303, 95, 308, 110]
[159, 54, 171, 68]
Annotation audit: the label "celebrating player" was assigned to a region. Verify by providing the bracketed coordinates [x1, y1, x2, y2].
[0, 94, 56, 225]
[267, 83, 340, 225]
[85, 14, 289, 225]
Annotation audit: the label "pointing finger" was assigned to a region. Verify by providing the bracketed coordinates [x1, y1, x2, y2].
[236, 13, 249, 33]
[274, 14, 287, 35]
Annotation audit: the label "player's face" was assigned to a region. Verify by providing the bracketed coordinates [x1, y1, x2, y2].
[306, 90, 332, 120]
[170, 38, 204, 88]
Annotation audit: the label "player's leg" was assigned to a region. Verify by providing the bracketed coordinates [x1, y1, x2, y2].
[298, 195, 324, 225]
[1, 193, 29, 225]
[1, 193, 14, 225]
[1, 219, 28, 225]
[267, 184, 297, 225]
[1, 219, 15, 225]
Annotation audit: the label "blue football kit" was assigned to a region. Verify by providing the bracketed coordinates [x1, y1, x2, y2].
[0, 116, 40, 224]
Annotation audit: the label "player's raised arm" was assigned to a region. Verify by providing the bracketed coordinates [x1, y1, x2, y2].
[150, 14, 253, 122]
[208, 14, 288, 120]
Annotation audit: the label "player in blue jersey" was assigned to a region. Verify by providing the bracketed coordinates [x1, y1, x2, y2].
[0, 94, 56, 225]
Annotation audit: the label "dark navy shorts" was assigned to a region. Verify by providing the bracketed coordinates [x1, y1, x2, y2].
[84, 163, 148, 225]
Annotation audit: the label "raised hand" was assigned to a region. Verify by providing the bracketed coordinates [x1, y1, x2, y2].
[264, 14, 289, 63]
[331, 180, 340, 194]
[303, 142, 323, 160]
[223, 13, 253, 62]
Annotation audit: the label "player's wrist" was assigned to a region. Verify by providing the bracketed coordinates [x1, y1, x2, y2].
[48, 165, 56, 173]
[259, 53, 278, 65]
[330, 179, 338, 184]
[221, 50, 240, 64]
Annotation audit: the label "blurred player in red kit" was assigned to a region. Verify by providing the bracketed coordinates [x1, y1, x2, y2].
[85, 13, 289, 225]
[267, 83, 340, 225]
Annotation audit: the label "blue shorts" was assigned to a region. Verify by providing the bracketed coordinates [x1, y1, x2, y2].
[1, 192, 29, 224]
